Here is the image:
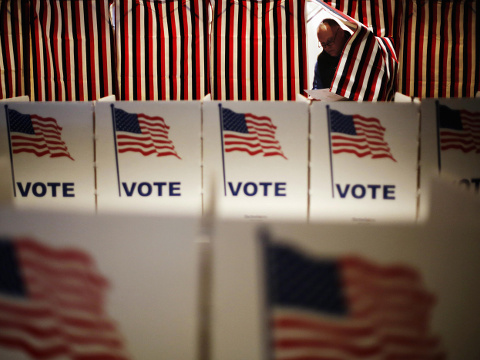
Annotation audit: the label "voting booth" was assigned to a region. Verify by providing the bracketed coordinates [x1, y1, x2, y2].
[203, 101, 309, 221]
[0, 102, 95, 212]
[309, 102, 420, 223]
[95, 101, 202, 216]
[418, 98, 480, 221]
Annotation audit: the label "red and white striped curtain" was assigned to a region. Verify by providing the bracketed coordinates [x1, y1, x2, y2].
[210, 0, 308, 101]
[115, 0, 209, 100]
[29, 0, 115, 101]
[320, 0, 404, 41]
[398, 0, 478, 99]
[0, 0, 29, 99]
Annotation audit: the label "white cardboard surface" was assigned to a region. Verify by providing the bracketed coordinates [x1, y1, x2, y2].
[0, 102, 95, 212]
[95, 101, 202, 216]
[309, 102, 420, 223]
[203, 101, 309, 221]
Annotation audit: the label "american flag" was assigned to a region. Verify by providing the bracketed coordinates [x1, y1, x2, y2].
[221, 107, 286, 159]
[113, 108, 181, 158]
[7, 109, 74, 160]
[262, 238, 445, 360]
[438, 105, 480, 153]
[0, 237, 130, 360]
[329, 109, 396, 161]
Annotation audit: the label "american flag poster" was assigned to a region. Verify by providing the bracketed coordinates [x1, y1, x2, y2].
[309, 102, 419, 223]
[0, 207, 199, 360]
[0, 103, 95, 212]
[210, 216, 480, 360]
[262, 236, 445, 360]
[418, 99, 480, 222]
[203, 101, 309, 221]
[94, 102, 202, 216]
[0, 237, 130, 360]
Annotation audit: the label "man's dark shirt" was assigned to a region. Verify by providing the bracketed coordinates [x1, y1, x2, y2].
[312, 51, 341, 90]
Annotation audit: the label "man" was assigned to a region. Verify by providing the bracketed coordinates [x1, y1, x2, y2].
[312, 18, 350, 89]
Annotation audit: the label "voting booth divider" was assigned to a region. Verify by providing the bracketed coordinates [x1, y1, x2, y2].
[0, 98, 479, 222]
[0, 98, 480, 359]
[0, 179, 479, 360]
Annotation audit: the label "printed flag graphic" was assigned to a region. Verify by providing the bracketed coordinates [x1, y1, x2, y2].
[262, 236, 444, 359]
[0, 237, 129, 360]
[6, 109, 74, 160]
[329, 109, 396, 161]
[113, 108, 181, 158]
[438, 105, 480, 153]
[221, 107, 286, 159]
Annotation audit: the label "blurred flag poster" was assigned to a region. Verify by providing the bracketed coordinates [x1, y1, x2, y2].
[202, 101, 309, 221]
[95, 102, 202, 216]
[0, 237, 130, 360]
[0, 103, 95, 212]
[260, 230, 445, 360]
[309, 102, 419, 223]
[419, 99, 480, 221]
[0, 208, 199, 360]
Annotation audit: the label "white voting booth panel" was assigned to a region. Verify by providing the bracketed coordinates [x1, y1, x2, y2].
[203, 101, 309, 221]
[211, 179, 480, 360]
[309, 102, 420, 223]
[0, 209, 199, 360]
[419, 98, 480, 222]
[0, 102, 95, 212]
[95, 101, 202, 216]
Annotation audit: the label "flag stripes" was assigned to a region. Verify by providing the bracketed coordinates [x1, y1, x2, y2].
[398, 0, 477, 99]
[438, 105, 480, 153]
[211, 0, 307, 101]
[116, 0, 209, 100]
[0, 238, 129, 360]
[7, 108, 74, 160]
[114, 107, 181, 158]
[29, 0, 115, 101]
[329, 109, 396, 161]
[263, 239, 444, 360]
[221, 107, 286, 158]
[0, 0, 29, 99]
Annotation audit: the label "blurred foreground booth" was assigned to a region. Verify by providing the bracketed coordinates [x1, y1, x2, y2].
[0, 178, 479, 360]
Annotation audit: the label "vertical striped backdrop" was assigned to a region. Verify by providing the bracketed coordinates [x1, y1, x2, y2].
[398, 0, 478, 99]
[210, 0, 308, 101]
[320, 0, 404, 40]
[116, 0, 209, 100]
[29, 0, 115, 101]
[0, 0, 29, 99]
[0, 0, 478, 101]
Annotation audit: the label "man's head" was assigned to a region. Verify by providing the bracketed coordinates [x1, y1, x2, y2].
[317, 18, 347, 58]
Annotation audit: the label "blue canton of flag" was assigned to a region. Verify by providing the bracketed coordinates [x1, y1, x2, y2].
[114, 108, 180, 158]
[221, 107, 286, 158]
[7, 109, 74, 160]
[438, 105, 480, 153]
[261, 231, 444, 359]
[329, 109, 396, 161]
